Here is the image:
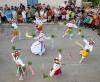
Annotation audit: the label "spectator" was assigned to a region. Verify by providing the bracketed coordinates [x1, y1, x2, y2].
[4, 8, 13, 22]
[22, 9, 26, 23]
[11, 7, 17, 20]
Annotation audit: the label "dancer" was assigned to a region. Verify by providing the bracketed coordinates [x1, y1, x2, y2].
[11, 20, 21, 43]
[75, 38, 95, 64]
[83, 38, 95, 52]
[79, 49, 89, 64]
[33, 17, 47, 34]
[49, 54, 62, 77]
[62, 19, 80, 39]
[26, 32, 50, 56]
[11, 50, 26, 80]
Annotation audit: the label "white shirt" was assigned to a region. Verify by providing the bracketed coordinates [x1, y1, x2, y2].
[66, 23, 78, 28]
[40, 10, 44, 17]
[22, 11, 26, 18]
[83, 39, 93, 52]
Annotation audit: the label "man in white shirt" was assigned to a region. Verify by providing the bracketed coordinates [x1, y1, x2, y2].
[22, 10, 26, 23]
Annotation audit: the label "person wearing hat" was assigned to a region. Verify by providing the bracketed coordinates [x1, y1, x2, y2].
[31, 32, 51, 56]
[49, 57, 62, 77]
[33, 17, 45, 34]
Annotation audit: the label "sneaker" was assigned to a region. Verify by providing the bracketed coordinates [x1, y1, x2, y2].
[11, 40, 14, 43]
[19, 78, 24, 80]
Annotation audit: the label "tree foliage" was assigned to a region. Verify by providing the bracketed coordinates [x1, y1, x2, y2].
[83, 0, 100, 6]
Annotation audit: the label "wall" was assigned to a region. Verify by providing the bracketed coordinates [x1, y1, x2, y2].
[0, 0, 82, 7]
[0, 0, 27, 7]
[38, 0, 69, 7]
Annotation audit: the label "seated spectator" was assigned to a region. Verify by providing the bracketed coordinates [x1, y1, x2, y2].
[4, 8, 13, 23]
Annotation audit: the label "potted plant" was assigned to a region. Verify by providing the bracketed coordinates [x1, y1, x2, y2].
[57, 48, 62, 53]
[12, 45, 16, 50]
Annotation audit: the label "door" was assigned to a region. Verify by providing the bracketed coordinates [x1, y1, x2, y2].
[27, 0, 38, 6]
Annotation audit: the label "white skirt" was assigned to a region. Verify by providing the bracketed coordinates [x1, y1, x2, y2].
[31, 41, 45, 56]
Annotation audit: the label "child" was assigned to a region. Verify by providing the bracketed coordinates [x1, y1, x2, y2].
[79, 49, 89, 64]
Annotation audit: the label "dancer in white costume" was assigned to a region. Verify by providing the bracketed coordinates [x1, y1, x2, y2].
[62, 19, 81, 39]
[11, 50, 25, 80]
[49, 53, 62, 77]
[83, 38, 95, 52]
[26, 32, 50, 56]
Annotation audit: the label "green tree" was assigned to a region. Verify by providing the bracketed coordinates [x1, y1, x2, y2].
[83, 0, 100, 6]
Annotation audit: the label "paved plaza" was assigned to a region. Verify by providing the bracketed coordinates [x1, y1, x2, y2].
[0, 24, 100, 82]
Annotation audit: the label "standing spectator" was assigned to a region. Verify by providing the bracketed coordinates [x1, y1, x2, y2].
[17, 7, 23, 23]
[26, 7, 32, 23]
[47, 7, 53, 22]
[66, 8, 71, 20]
[60, 7, 66, 21]
[53, 7, 59, 23]
[11, 7, 17, 20]
[31, 6, 36, 20]
[22, 9, 26, 23]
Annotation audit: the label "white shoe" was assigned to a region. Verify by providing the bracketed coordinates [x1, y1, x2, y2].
[11, 40, 14, 43]
[19, 78, 24, 80]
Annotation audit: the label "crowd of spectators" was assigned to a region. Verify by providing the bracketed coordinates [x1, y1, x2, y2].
[0, 1, 100, 35]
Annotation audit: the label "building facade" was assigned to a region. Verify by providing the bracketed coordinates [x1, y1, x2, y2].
[0, 0, 82, 7]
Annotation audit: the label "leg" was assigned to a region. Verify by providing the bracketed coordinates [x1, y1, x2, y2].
[16, 67, 19, 76]
[19, 74, 23, 80]
[11, 36, 16, 43]
[19, 67, 24, 80]
[62, 30, 68, 38]
[69, 33, 73, 39]
[79, 56, 85, 64]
